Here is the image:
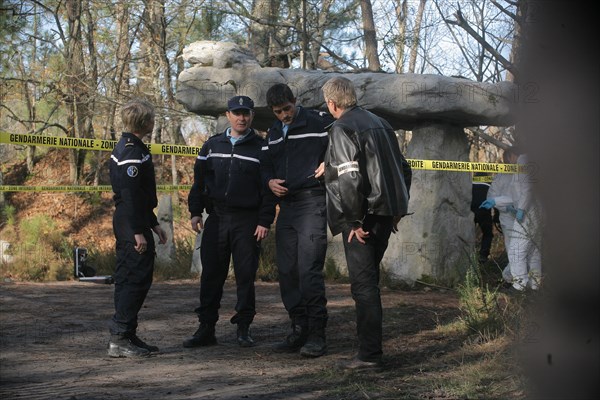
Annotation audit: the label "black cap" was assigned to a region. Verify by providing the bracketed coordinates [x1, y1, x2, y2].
[228, 95, 254, 111]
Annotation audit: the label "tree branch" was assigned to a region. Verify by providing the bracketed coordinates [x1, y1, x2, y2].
[447, 9, 518, 79]
[433, 0, 477, 78]
[490, 0, 517, 21]
[466, 127, 511, 150]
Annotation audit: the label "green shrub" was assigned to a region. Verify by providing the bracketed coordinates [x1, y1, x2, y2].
[19, 215, 64, 250]
[0, 215, 71, 281]
[1, 204, 16, 226]
[154, 236, 197, 280]
[324, 256, 344, 281]
[87, 247, 116, 276]
[1, 240, 71, 281]
[457, 253, 523, 341]
[257, 232, 278, 281]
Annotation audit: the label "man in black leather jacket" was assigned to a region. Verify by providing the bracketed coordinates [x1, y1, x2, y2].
[262, 83, 334, 358]
[320, 76, 412, 371]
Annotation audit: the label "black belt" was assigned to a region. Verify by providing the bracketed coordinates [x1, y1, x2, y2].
[282, 189, 325, 202]
[211, 203, 258, 214]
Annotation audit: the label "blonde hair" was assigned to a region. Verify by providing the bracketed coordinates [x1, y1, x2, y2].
[322, 76, 357, 109]
[121, 99, 155, 134]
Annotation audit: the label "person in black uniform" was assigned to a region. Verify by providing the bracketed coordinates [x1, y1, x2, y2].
[262, 83, 334, 358]
[183, 95, 275, 348]
[321, 77, 411, 371]
[471, 172, 494, 263]
[108, 99, 167, 358]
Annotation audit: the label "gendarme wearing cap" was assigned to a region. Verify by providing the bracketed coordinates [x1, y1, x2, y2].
[228, 96, 254, 111]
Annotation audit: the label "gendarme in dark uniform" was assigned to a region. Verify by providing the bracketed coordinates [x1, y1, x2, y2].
[471, 172, 494, 263]
[107, 99, 166, 358]
[183, 95, 275, 348]
[263, 83, 334, 358]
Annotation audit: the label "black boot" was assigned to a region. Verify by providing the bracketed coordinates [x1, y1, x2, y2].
[300, 321, 327, 358]
[273, 323, 308, 353]
[128, 332, 159, 352]
[107, 334, 150, 358]
[183, 324, 217, 348]
[237, 324, 255, 347]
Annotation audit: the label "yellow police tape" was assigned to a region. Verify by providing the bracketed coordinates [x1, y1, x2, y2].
[1, 131, 522, 192]
[0, 185, 192, 192]
[406, 159, 519, 174]
[0, 131, 199, 156]
[472, 175, 493, 183]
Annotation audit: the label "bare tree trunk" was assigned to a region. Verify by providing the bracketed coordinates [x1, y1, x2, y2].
[394, 0, 408, 73]
[84, 0, 99, 185]
[300, 0, 308, 69]
[505, 0, 526, 82]
[116, 2, 132, 98]
[66, 0, 89, 184]
[25, 5, 39, 174]
[474, 1, 485, 81]
[22, 60, 36, 174]
[0, 171, 4, 206]
[95, 1, 131, 185]
[146, 0, 181, 200]
[250, 0, 276, 66]
[311, 0, 334, 70]
[360, 0, 381, 71]
[408, 0, 426, 73]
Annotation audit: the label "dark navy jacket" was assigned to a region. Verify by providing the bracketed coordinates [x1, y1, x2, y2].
[188, 129, 275, 228]
[262, 106, 333, 193]
[109, 132, 159, 234]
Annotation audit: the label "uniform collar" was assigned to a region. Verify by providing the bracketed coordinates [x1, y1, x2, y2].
[122, 132, 146, 146]
[221, 128, 254, 144]
[286, 106, 306, 130]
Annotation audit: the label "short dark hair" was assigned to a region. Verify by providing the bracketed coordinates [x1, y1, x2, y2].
[266, 83, 295, 108]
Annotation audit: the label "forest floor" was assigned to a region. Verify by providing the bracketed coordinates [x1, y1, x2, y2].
[0, 278, 531, 400]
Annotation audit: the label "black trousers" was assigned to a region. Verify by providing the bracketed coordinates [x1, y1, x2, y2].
[342, 215, 393, 363]
[276, 193, 328, 328]
[196, 206, 260, 326]
[111, 207, 155, 335]
[473, 208, 493, 258]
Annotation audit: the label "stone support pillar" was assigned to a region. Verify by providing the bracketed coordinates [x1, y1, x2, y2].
[383, 123, 475, 284]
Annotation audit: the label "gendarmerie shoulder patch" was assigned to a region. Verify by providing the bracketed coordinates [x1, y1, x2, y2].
[127, 165, 139, 177]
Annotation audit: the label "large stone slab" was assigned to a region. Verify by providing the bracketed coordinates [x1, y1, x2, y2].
[176, 41, 517, 130]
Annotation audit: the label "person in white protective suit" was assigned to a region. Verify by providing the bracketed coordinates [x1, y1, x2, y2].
[480, 150, 543, 291]
[481, 148, 520, 283]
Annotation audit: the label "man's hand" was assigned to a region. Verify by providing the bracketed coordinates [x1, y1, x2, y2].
[392, 215, 402, 233]
[254, 225, 269, 241]
[153, 225, 167, 245]
[268, 179, 288, 197]
[348, 227, 369, 244]
[314, 162, 325, 179]
[134, 233, 147, 253]
[190, 215, 204, 233]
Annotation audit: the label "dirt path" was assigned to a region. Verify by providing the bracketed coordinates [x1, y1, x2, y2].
[0, 280, 461, 399]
